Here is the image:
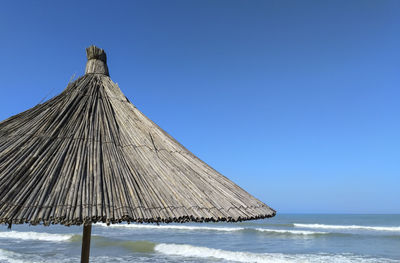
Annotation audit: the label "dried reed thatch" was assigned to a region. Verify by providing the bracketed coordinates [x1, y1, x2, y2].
[0, 46, 275, 227]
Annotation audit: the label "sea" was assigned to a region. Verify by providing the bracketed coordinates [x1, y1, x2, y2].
[0, 214, 399, 263]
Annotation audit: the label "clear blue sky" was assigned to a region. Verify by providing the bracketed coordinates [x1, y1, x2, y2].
[0, 0, 399, 213]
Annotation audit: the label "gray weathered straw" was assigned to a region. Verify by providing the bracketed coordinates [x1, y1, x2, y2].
[0, 45, 275, 261]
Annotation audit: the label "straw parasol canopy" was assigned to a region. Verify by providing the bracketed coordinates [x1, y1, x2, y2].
[0, 46, 275, 262]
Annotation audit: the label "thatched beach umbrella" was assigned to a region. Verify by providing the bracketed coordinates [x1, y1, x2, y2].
[0, 46, 275, 262]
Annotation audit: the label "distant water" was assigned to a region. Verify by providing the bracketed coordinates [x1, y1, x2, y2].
[0, 214, 399, 262]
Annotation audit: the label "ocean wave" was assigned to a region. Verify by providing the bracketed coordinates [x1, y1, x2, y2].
[0, 231, 72, 242]
[239, 222, 294, 228]
[96, 223, 333, 236]
[95, 238, 156, 253]
[96, 223, 244, 232]
[294, 223, 400, 232]
[155, 243, 399, 263]
[254, 228, 327, 235]
[0, 248, 130, 263]
[0, 248, 50, 263]
[0, 249, 25, 263]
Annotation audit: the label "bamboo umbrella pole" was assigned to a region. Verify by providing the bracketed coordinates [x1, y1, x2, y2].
[81, 224, 92, 263]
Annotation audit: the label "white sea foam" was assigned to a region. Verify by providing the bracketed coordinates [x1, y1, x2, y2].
[96, 223, 243, 232]
[0, 248, 80, 263]
[0, 249, 116, 263]
[0, 249, 26, 263]
[294, 223, 400, 232]
[155, 243, 398, 263]
[0, 231, 72, 242]
[255, 228, 327, 235]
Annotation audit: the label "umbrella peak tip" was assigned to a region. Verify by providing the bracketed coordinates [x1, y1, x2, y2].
[85, 45, 109, 76]
[86, 45, 107, 62]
